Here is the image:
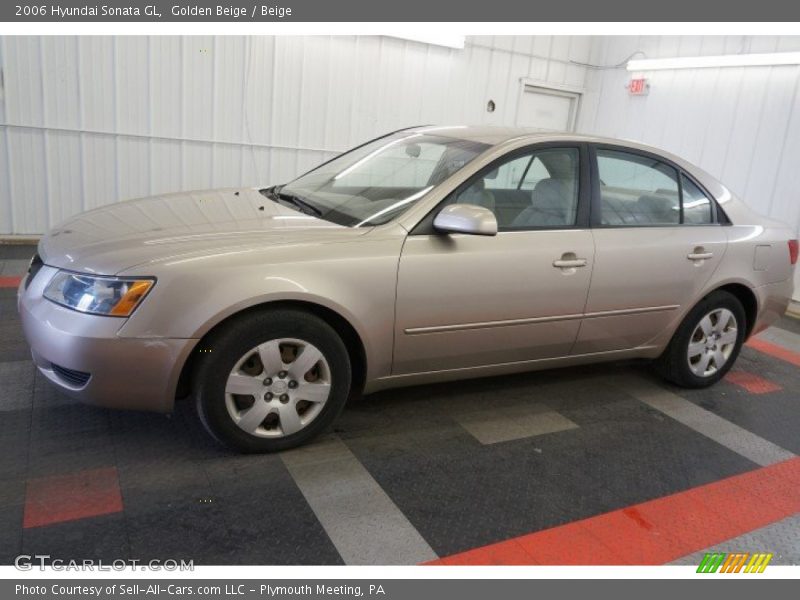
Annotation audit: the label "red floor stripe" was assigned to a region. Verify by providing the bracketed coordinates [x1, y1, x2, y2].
[23, 466, 124, 528]
[428, 457, 800, 565]
[0, 275, 22, 288]
[747, 337, 800, 368]
[724, 370, 782, 394]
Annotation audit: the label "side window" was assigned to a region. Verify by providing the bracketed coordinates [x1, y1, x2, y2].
[451, 147, 579, 230]
[484, 155, 533, 190]
[520, 157, 551, 190]
[681, 175, 713, 224]
[597, 150, 680, 226]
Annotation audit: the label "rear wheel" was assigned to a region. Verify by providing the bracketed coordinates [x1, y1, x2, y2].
[654, 290, 746, 388]
[193, 309, 352, 453]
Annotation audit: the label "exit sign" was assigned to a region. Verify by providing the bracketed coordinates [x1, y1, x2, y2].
[629, 78, 649, 95]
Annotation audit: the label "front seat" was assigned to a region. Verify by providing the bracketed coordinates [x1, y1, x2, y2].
[512, 179, 571, 227]
[459, 178, 496, 214]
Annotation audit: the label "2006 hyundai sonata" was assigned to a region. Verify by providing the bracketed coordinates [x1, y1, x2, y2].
[18, 126, 797, 452]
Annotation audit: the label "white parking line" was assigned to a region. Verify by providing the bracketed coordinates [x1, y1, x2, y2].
[756, 326, 800, 353]
[280, 435, 438, 565]
[614, 374, 795, 467]
[455, 403, 578, 445]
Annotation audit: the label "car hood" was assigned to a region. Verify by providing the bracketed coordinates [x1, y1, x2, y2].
[39, 188, 368, 274]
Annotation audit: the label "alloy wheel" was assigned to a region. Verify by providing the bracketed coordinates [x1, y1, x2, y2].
[687, 308, 738, 378]
[224, 338, 331, 438]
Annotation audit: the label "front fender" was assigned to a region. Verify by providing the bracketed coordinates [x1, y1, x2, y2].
[116, 233, 406, 382]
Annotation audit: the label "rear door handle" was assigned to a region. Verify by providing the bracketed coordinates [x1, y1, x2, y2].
[687, 249, 714, 261]
[553, 258, 588, 269]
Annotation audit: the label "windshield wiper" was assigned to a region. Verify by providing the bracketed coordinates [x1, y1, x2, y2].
[259, 186, 280, 198]
[259, 186, 323, 217]
[279, 193, 323, 217]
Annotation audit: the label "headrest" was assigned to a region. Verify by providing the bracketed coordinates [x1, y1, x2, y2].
[637, 194, 676, 221]
[533, 179, 567, 212]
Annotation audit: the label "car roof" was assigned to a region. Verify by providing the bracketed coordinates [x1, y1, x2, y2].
[408, 125, 720, 188]
[407, 125, 656, 149]
[409, 125, 555, 145]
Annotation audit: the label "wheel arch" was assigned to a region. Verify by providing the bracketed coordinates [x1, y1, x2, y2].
[708, 282, 758, 340]
[647, 279, 760, 356]
[175, 299, 369, 402]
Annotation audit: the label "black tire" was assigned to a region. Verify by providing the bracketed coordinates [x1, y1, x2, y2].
[193, 308, 352, 453]
[654, 290, 746, 388]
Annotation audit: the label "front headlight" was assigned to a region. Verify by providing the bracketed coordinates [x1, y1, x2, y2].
[43, 271, 155, 317]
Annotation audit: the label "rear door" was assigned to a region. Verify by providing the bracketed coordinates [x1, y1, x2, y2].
[572, 146, 728, 354]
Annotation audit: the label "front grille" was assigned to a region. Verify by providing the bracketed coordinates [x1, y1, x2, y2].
[25, 253, 43, 289]
[51, 363, 91, 387]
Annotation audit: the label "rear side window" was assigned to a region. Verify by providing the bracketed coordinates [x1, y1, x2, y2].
[597, 150, 680, 226]
[681, 174, 713, 224]
[597, 149, 717, 226]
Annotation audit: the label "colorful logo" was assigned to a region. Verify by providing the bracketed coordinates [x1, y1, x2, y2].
[697, 552, 773, 573]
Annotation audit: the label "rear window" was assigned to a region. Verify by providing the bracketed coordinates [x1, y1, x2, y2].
[597, 149, 680, 226]
[596, 149, 717, 227]
[681, 174, 713, 224]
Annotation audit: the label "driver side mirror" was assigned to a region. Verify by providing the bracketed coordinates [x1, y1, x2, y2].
[433, 204, 498, 236]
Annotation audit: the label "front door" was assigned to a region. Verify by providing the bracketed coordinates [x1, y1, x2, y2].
[393, 145, 594, 375]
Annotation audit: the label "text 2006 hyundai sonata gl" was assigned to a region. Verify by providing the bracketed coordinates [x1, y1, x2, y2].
[18, 127, 798, 452]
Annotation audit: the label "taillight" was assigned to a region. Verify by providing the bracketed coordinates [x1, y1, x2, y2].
[789, 239, 799, 265]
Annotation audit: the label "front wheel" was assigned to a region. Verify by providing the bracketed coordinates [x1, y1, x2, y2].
[654, 290, 746, 388]
[193, 309, 352, 453]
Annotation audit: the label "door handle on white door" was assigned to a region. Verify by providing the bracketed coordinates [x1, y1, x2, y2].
[553, 259, 588, 268]
[687, 248, 714, 261]
[553, 253, 588, 269]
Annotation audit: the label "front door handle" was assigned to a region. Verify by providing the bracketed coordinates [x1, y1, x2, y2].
[553, 252, 588, 269]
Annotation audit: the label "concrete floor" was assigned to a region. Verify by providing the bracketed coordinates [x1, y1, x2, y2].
[1, 245, 798, 566]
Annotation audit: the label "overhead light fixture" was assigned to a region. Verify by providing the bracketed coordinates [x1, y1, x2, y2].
[627, 52, 800, 71]
[388, 34, 465, 50]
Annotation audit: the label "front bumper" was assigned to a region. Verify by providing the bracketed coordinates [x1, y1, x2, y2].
[18, 265, 196, 412]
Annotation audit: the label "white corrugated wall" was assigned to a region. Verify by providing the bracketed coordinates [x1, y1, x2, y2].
[2, 34, 798, 298]
[0, 35, 593, 235]
[578, 35, 800, 299]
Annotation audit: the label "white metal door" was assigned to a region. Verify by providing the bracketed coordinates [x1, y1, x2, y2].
[516, 85, 580, 132]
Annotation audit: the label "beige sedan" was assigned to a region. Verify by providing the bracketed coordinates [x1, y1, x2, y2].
[18, 126, 797, 452]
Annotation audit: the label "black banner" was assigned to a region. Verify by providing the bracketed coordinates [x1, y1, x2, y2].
[5, 579, 799, 600]
[3, 0, 800, 22]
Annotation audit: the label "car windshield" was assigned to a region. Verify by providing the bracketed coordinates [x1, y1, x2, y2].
[271, 132, 490, 227]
